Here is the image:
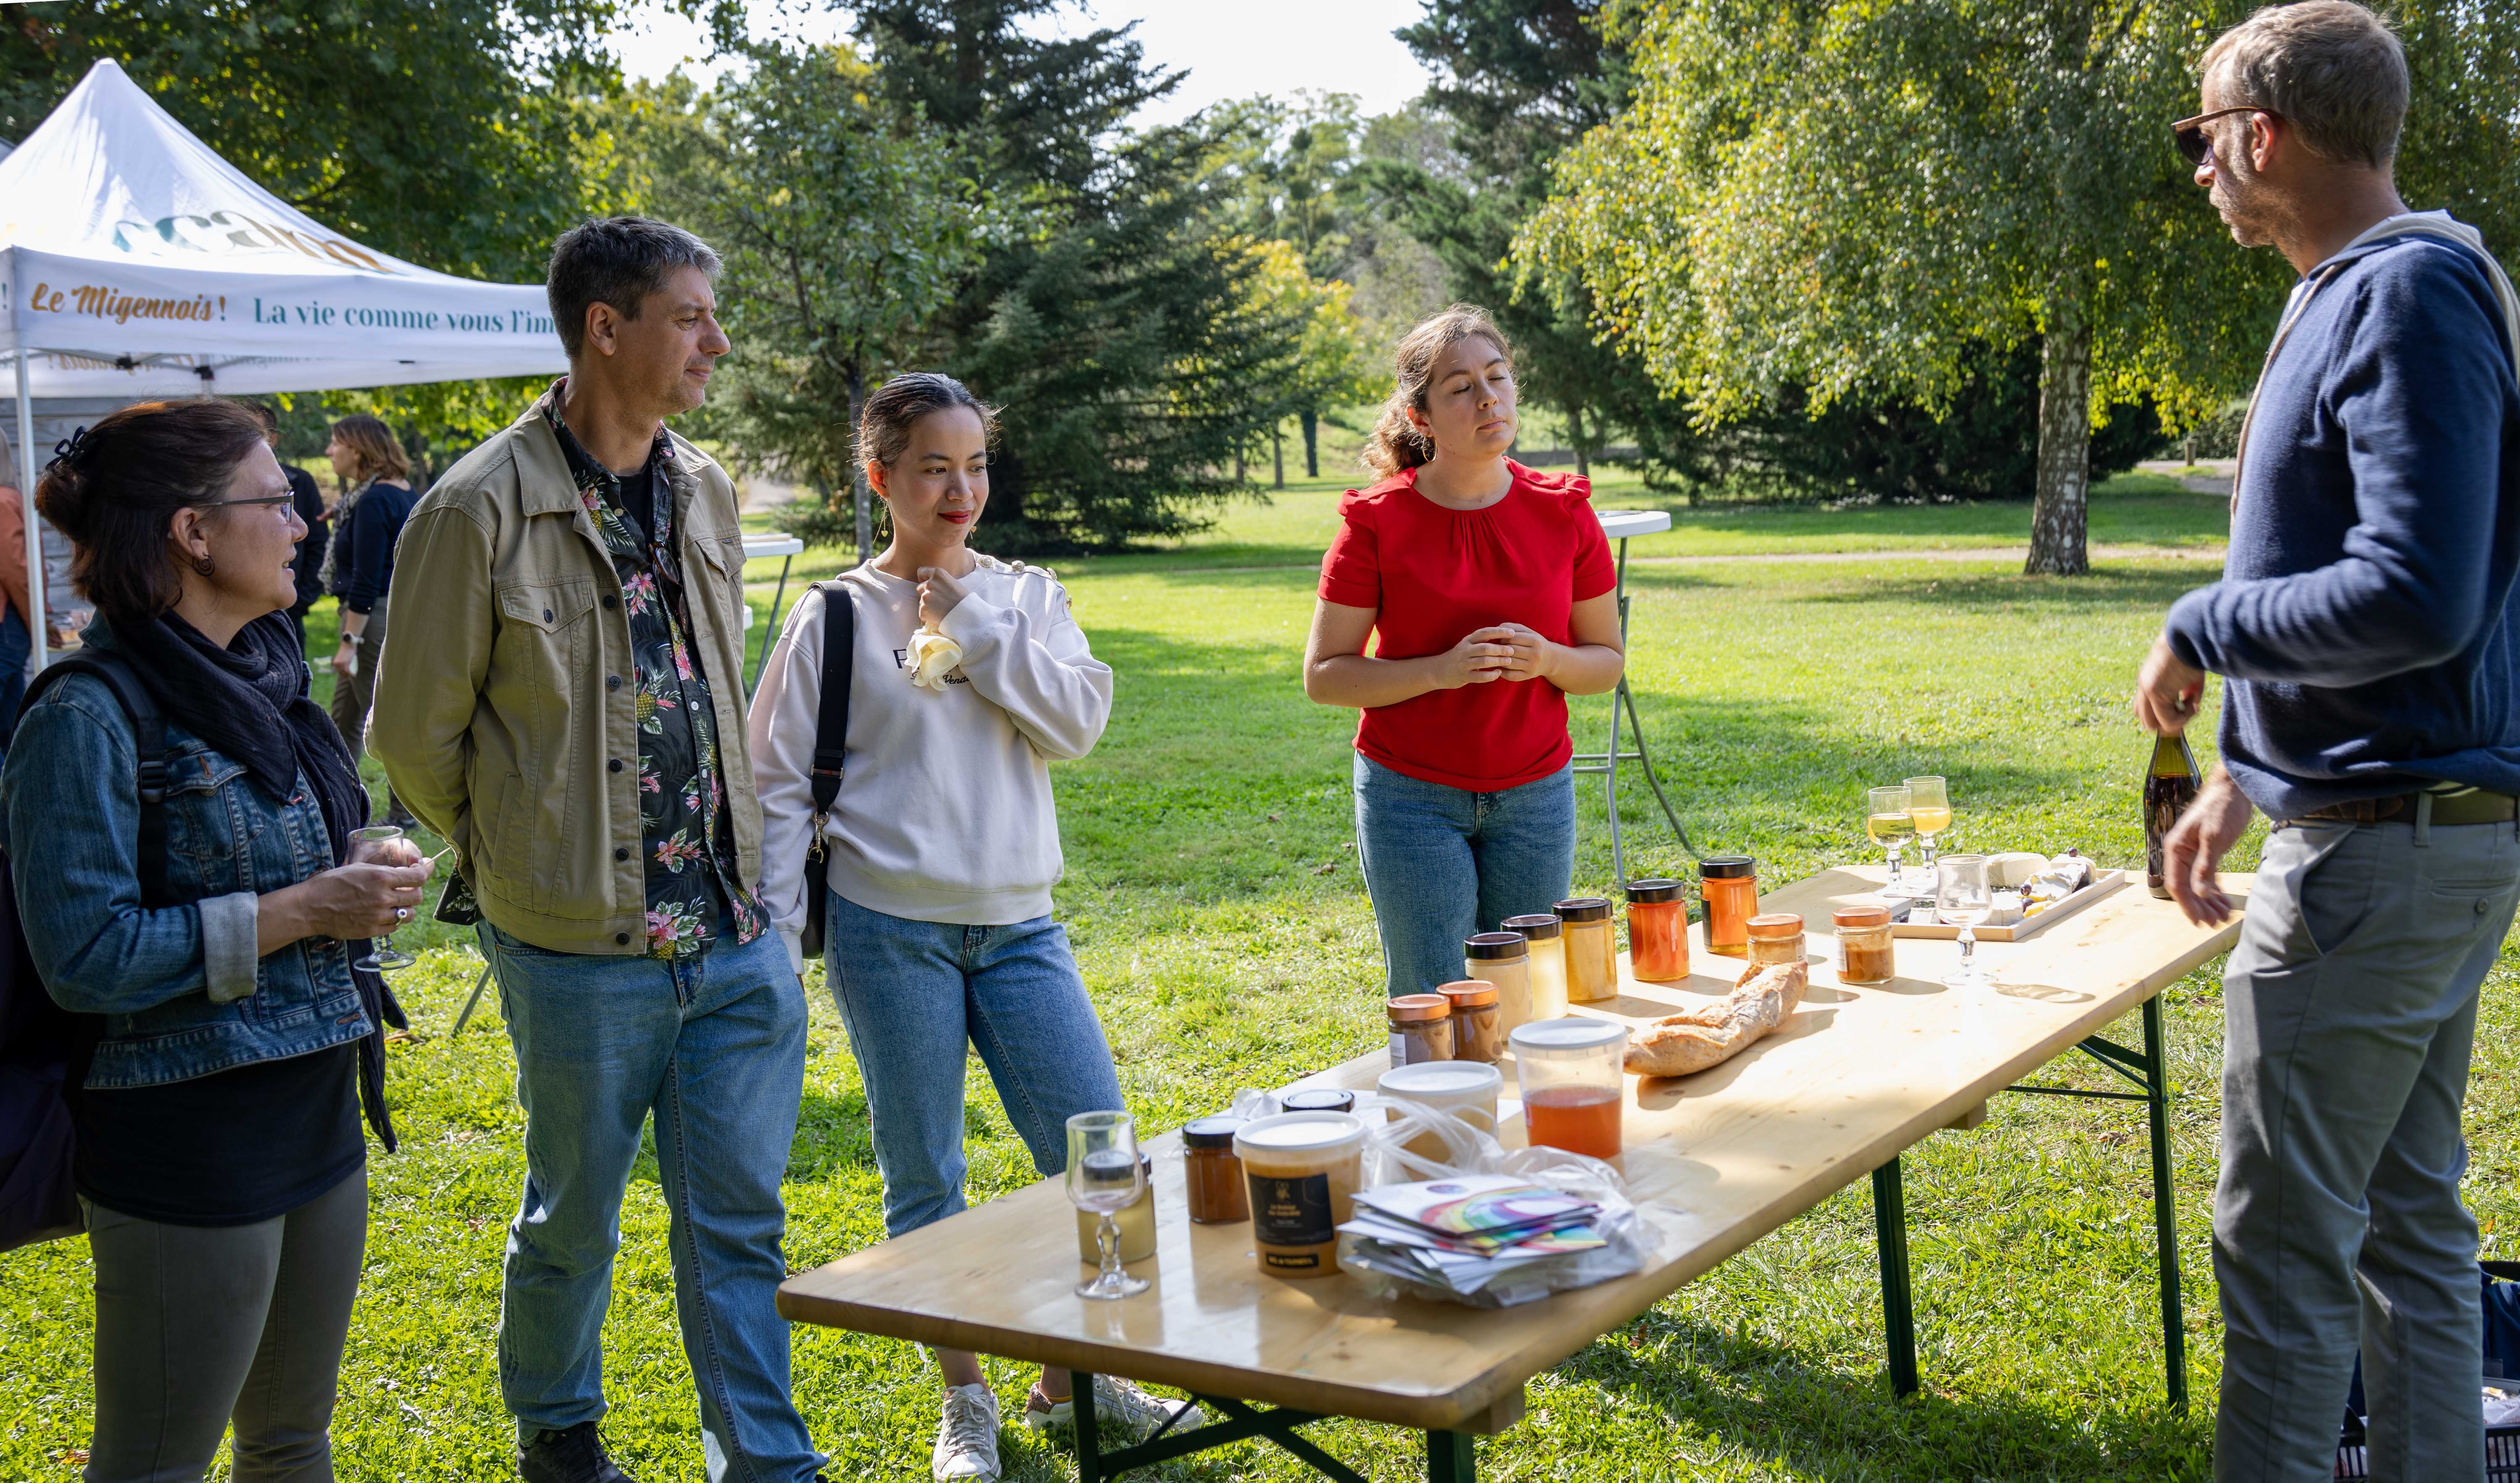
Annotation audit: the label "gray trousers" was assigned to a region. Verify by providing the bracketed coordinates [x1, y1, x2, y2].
[83, 1170, 368, 1483]
[326, 595, 386, 764]
[2215, 813, 2520, 1483]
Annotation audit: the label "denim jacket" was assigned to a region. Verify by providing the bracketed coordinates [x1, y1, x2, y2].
[0, 639, 370, 1090]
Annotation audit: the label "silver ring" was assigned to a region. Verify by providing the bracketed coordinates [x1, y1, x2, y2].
[394, 908, 410, 922]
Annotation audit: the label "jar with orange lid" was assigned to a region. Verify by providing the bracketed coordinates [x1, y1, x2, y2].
[1745, 912, 1806, 968]
[1833, 904, 1897, 985]
[1387, 993, 1454, 1068]
[1700, 856, 1759, 955]
[1437, 979, 1503, 1063]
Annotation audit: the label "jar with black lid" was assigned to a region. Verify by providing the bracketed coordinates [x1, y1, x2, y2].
[1183, 1115, 1249, 1223]
[1700, 856, 1759, 956]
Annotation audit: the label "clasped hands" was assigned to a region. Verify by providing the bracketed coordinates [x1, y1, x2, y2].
[1434, 622, 1556, 689]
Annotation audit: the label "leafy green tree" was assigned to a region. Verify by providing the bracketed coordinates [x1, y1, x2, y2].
[1242, 239, 1379, 481]
[1516, 0, 2520, 572]
[0, 0, 691, 280]
[853, 0, 1310, 550]
[1372, 0, 1659, 480]
[650, 45, 990, 558]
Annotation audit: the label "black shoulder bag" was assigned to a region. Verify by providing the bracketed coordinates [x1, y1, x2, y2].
[0, 651, 171, 1250]
[795, 583, 853, 962]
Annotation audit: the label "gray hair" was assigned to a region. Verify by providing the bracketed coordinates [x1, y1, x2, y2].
[545, 216, 722, 359]
[2202, 1, 2409, 170]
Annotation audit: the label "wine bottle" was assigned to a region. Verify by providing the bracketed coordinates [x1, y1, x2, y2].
[2144, 732, 2202, 899]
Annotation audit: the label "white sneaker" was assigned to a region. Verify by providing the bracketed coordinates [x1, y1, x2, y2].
[1022, 1375, 1204, 1440]
[932, 1383, 1002, 1481]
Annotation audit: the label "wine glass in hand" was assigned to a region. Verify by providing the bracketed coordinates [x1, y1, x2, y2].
[1066, 1112, 1150, 1300]
[1936, 855, 1994, 990]
[349, 825, 417, 972]
[1866, 786, 1915, 890]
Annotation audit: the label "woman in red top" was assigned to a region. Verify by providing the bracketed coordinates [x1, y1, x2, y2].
[1302, 305, 1626, 998]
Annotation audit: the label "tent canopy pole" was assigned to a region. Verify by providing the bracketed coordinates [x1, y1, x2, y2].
[12, 338, 43, 676]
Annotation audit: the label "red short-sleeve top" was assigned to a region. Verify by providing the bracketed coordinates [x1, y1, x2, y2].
[1318, 461, 1617, 791]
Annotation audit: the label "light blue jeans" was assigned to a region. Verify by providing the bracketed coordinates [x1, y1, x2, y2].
[822, 892, 1125, 1239]
[1353, 753, 1577, 999]
[478, 919, 821, 1483]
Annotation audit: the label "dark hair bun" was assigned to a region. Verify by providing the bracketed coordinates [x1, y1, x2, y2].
[32, 399, 269, 622]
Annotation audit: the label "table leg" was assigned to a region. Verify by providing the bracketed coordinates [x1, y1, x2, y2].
[2143, 993, 2189, 1412]
[1074, 1369, 1103, 1483]
[747, 554, 795, 696]
[450, 964, 492, 1036]
[1873, 1156, 1919, 1398]
[1426, 1428, 1477, 1483]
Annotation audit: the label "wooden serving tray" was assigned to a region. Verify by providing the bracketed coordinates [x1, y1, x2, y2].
[1890, 869, 2128, 941]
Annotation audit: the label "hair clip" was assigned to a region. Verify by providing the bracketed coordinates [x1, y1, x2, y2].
[46, 425, 92, 470]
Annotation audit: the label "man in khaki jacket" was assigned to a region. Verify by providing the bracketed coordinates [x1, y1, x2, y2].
[373, 218, 824, 1483]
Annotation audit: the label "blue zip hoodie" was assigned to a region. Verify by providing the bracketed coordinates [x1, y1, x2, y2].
[2164, 217, 2520, 820]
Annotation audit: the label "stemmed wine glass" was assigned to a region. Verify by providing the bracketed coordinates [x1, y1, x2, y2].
[350, 824, 416, 973]
[1866, 785, 1915, 890]
[1066, 1111, 1149, 1300]
[1937, 854, 1994, 990]
[1904, 776, 1950, 872]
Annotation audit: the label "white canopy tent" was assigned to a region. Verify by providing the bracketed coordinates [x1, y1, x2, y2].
[0, 58, 565, 667]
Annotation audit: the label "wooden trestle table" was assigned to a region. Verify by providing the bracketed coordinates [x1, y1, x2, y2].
[778, 865, 2250, 1481]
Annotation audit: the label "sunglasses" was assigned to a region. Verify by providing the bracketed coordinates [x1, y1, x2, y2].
[2172, 105, 2281, 167]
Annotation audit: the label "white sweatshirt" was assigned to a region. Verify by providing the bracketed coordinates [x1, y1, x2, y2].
[747, 555, 1113, 969]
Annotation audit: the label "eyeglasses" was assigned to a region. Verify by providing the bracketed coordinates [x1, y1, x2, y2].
[2172, 105, 2281, 167]
[196, 494, 297, 510]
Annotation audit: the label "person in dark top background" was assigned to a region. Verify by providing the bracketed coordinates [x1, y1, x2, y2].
[318, 414, 418, 827]
[246, 402, 329, 656]
[2133, 5, 2520, 1480]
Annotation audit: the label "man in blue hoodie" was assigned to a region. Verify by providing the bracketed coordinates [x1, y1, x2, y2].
[2134, 5, 2520, 1479]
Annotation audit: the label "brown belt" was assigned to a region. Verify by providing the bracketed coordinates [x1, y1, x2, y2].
[2285, 790, 2519, 828]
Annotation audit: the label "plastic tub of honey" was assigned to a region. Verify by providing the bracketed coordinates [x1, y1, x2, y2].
[1233, 1112, 1367, 1277]
[1377, 1060, 1504, 1160]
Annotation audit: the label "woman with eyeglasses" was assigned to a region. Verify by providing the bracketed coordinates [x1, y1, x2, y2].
[4, 397, 430, 1481]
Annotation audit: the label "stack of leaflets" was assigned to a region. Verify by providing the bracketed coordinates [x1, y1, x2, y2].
[1337, 1174, 1609, 1298]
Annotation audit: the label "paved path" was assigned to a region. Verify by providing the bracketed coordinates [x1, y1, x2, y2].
[1108, 544, 2228, 579]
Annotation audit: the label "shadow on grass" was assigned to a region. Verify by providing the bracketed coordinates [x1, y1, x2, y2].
[1777, 566, 2221, 612]
[1567, 1312, 2212, 1482]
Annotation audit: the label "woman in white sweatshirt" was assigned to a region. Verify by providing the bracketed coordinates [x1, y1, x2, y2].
[747, 373, 1193, 1481]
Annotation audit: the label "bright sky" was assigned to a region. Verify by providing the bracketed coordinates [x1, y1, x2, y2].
[606, 0, 1436, 123]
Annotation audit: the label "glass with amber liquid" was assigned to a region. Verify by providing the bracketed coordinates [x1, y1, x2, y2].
[1903, 775, 1951, 871]
[2145, 732, 2202, 899]
[1866, 785, 1915, 890]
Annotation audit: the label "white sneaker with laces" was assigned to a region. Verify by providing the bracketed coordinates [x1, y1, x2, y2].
[932, 1383, 1002, 1482]
[1022, 1375, 1204, 1440]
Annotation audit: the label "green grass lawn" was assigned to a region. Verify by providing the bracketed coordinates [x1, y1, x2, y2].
[19, 495, 2520, 1483]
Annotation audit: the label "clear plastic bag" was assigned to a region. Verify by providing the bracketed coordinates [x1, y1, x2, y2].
[1343, 1093, 1671, 1309]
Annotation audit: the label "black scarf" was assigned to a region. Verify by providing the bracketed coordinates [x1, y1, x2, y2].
[106, 611, 404, 1150]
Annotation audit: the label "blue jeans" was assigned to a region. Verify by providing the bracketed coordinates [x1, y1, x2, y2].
[823, 892, 1125, 1239]
[1352, 753, 1577, 999]
[478, 919, 820, 1483]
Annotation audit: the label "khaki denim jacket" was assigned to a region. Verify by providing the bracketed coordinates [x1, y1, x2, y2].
[370, 401, 761, 955]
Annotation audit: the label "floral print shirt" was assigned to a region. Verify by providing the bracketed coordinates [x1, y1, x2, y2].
[540, 381, 765, 958]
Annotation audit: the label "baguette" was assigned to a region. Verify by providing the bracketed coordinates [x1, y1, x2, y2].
[1621, 960, 1810, 1079]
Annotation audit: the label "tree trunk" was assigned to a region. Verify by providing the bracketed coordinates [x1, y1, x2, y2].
[846, 368, 872, 567]
[1300, 409, 1320, 479]
[2024, 324, 2093, 576]
[1272, 427, 1284, 489]
[1234, 447, 1244, 485]
[1570, 404, 1590, 479]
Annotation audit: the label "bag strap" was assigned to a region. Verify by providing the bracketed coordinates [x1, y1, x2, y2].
[808, 583, 854, 835]
[21, 653, 173, 906]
